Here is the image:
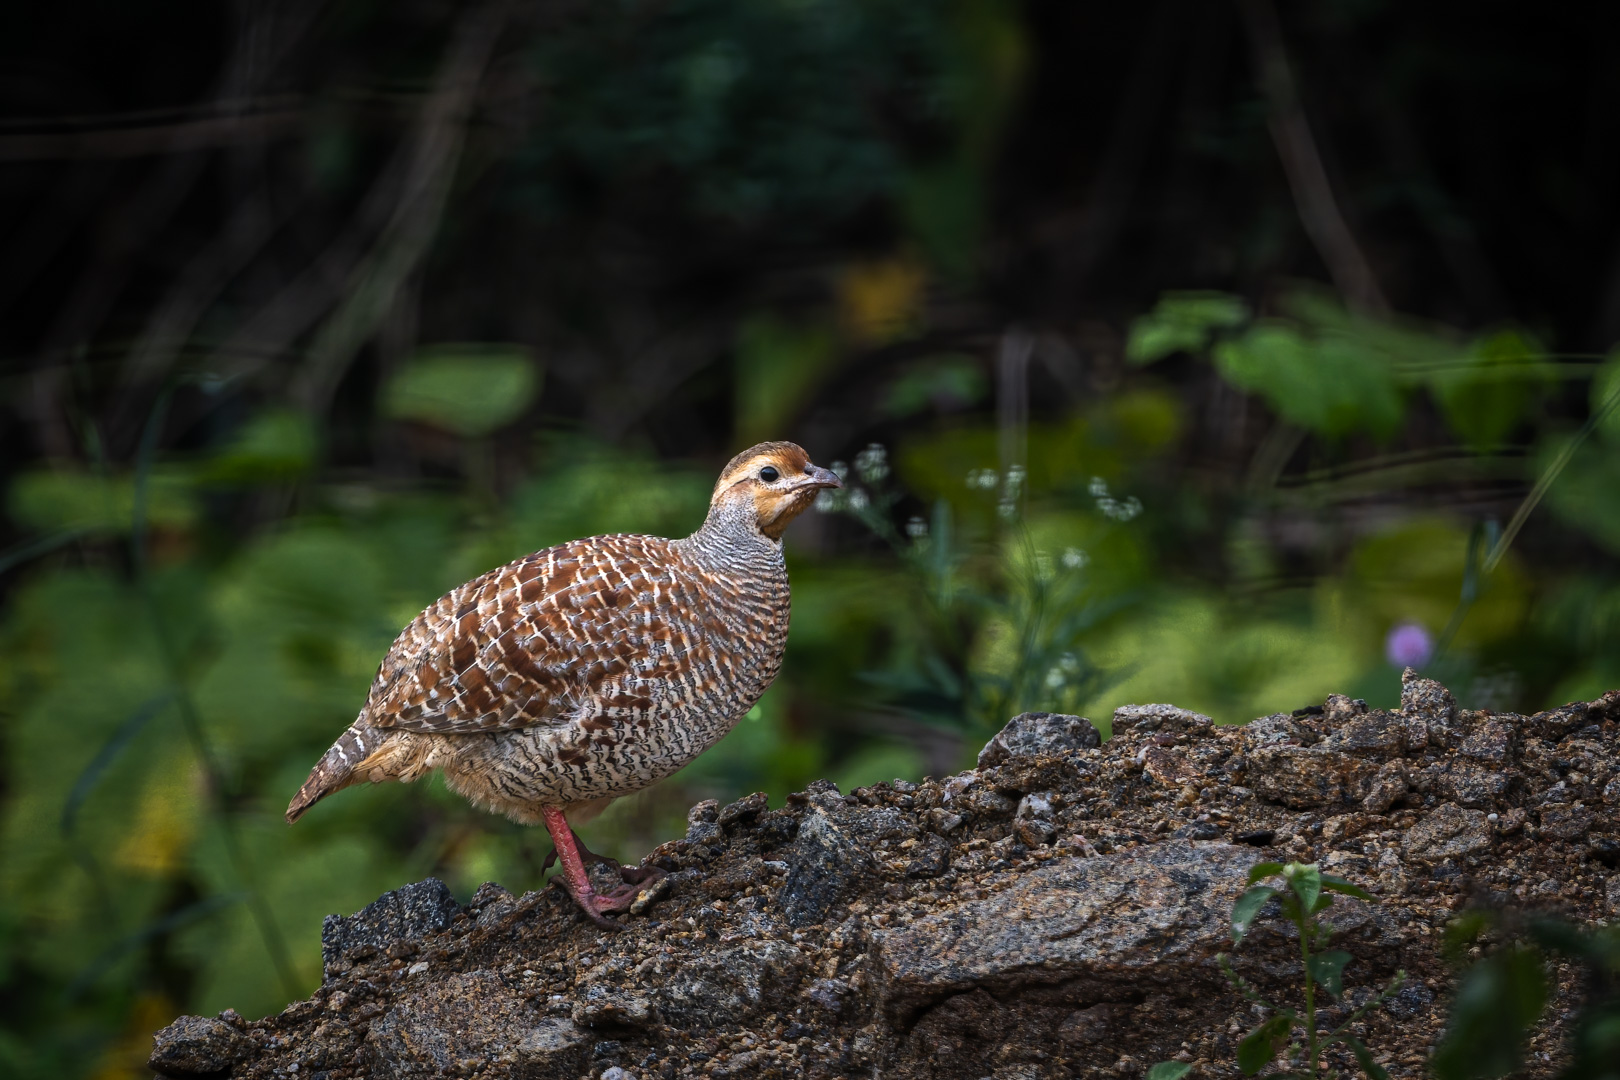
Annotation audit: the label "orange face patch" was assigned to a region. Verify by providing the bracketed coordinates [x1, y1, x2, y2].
[713, 441, 812, 495]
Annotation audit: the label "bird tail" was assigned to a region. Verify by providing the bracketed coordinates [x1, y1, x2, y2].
[286, 724, 376, 823]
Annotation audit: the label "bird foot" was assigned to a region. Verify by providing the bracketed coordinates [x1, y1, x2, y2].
[545, 834, 663, 887]
[617, 862, 667, 887]
[581, 863, 668, 910]
[539, 807, 667, 931]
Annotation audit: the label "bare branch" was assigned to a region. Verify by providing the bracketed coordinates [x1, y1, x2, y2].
[291, 0, 510, 414]
[1237, 0, 1390, 316]
[0, 110, 305, 162]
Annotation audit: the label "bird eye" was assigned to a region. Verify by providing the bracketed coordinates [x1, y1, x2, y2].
[759, 466, 780, 482]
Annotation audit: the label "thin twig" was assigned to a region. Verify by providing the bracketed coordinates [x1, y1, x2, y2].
[293, 0, 509, 414]
[26, 0, 326, 460]
[1237, 0, 1389, 316]
[1482, 374, 1620, 573]
[0, 110, 306, 162]
[131, 385, 301, 1000]
[110, 180, 301, 440]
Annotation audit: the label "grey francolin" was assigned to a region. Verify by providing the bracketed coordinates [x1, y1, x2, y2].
[286, 442, 840, 927]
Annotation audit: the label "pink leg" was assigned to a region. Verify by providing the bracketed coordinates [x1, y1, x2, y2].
[541, 806, 644, 929]
[542, 829, 667, 886]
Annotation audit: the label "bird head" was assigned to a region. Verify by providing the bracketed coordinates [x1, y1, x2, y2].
[711, 441, 842, 540]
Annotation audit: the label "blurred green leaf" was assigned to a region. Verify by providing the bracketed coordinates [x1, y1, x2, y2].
[1321, 874, 1375, 901]
[1213, 323, 1404, 439]
[1307, 950, 1352, 999]
[8, 467, 195, 535]
[884, 355, 986, 418]
[1593, 349, 1620, 445]
[202, 410, 318, 486]
[1541, 433, 1620, 556]
[1237, 1014, 1293, 1074]
[1430, 945, 1547, 1080]
[1429, 329, 1554, 453]
[1346, 1035, 1391, 1080]
[1232, 885, 1277, 942]
[1443, 909, 1492, 960]
[1346, 518, 1529, 651]
[383, 347, 540, 438]
[1127, 291, 1250, 365]
[1287, 862, 1323, 914]
[735, 317, 839, 442]
[1146, 1063, 1192, 1080]
[902, 160, 983, 282]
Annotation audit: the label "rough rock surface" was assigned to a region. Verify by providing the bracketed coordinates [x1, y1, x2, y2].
[151, 671, 1620, 1079]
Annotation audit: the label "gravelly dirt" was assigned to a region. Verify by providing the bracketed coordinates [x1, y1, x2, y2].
[150, 671, 1620, 1080]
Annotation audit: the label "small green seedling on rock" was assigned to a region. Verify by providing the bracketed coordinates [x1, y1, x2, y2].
[1217, 861, 1406, 1080]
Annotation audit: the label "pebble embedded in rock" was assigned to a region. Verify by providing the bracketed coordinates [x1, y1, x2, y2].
[148, 1015, 252, 1077]
[1403, 803, 1493, 861]
[977, 711, 1101, 767]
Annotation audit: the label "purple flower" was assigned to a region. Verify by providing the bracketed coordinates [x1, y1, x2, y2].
[1385, 622, 1433, 669]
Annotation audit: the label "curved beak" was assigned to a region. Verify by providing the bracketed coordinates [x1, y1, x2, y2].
[799, 463, 842, 490]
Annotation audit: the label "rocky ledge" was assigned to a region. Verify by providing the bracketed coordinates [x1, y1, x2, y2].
[150, 672, 1619, 1080]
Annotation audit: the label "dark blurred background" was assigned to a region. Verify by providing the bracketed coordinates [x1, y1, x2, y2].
[3, 0, 1619, 1074]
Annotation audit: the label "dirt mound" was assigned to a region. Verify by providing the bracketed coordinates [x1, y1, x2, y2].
[150, 671, 1620, 1079]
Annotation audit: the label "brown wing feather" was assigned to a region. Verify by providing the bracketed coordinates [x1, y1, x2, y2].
[364, 534, 684, 735]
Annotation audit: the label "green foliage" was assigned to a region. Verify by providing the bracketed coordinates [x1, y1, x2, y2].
[200, 411, 318, 487]
[8, 467, 196, 535]
[1429, 329, 1555, 452]
[1432, 944, 1547, 1080]
[382, 347, 541, 438]
[1432, 912, 1620, 1080]
[882, 355, 987, 418]
[1128, 286, 1574, 451]
[734, 316, 840, 442]
[1127, 291, 1252, 365]
[515, 0, 960, 226]
[1594, 349, 1620, 444]
[818, 443, 1135, 739]
[1214, 322, 1405, 440]
[1219, 861, 1404, 1080]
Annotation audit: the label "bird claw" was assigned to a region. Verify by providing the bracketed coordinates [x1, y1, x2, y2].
[538, 811, 667, 931]
[581, 866, 668, 916]
[617, 862, 667, 887]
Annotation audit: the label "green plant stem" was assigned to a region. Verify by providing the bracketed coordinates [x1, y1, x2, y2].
[132, 384, 301, 1002]
[1295, 907, 1319, 1078]
[1482, 372, 1620, 574]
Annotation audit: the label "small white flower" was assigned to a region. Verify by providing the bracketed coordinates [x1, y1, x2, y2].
[1062, 547, 1089, 569]
[855, 443, 890, 484]
[847, 488, 870, 511]
[905, 516, 928, 538]
[966, 468, 999, 490]
[1089, 476, 1109, 498]
[814, 489, 846, 513]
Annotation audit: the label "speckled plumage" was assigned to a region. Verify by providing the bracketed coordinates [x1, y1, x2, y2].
[286, 443, 838, 838]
